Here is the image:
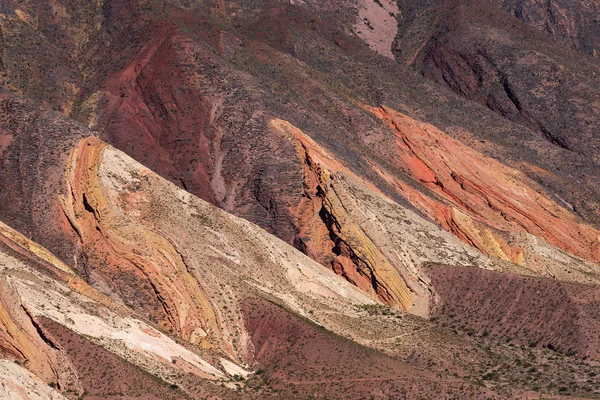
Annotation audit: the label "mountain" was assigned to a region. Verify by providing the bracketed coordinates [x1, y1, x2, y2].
[1, 0, 600, 398]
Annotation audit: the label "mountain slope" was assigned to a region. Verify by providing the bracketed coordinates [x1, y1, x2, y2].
[1, 0, 600, 398]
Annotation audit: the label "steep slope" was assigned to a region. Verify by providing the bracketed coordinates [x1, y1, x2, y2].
[0, 220, 239, 378]
[56, 135, 379, 360]
[3, 53, 600, 309]
[0, 137, 541, 398]
[364, 105, 600, 271]
[272, 108, 600, 298]
[0, 100, 598, 396]
[0, 360, 68, 400]
[1, 0, 599, 291]
[1, 209, 596, 398]
[1, 0, 598, 255]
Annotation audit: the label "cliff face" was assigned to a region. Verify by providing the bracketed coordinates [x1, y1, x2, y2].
[2, 0, 600, 397]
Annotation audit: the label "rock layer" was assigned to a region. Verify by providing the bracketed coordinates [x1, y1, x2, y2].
[59, 137, 221, 350]
[1, 0, 600, 397]
[367, 105, 600, 269]
[271, 118, 413, 310]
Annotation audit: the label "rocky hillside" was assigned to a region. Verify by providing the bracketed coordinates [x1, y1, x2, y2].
[1, 0, 600, 398]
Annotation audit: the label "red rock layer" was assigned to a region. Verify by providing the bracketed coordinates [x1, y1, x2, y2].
[271, 119, 414, 310]
[0, 275, 77, 392]
[94, 25, 217, 202]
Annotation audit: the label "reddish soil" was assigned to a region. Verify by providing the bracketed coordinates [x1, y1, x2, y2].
[428, 265, 600, 359]
[38, 317, 249, 400]
[242, 297, 496, 399]
[38, 318, 190, 399]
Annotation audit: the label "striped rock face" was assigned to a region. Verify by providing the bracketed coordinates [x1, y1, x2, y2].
[1, 0, 600, 398]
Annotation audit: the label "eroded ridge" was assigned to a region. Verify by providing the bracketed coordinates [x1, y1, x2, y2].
[59, 138, 222, 351]
[271, 118, 415, 311]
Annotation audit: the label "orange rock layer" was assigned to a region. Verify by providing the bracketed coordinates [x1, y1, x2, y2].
[0, 279, 74, 390]
[270, 119, 414, 310]
[366, 105, 600, 264]
[58, 138, 222, 351]
[0, 223, 86, 392]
